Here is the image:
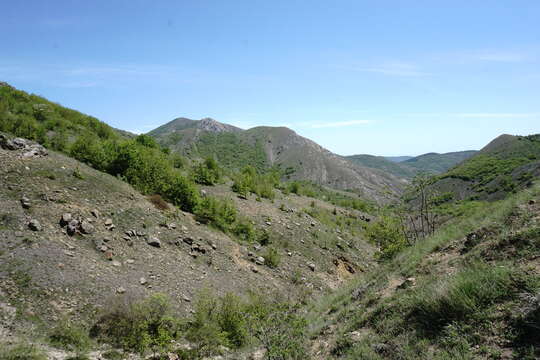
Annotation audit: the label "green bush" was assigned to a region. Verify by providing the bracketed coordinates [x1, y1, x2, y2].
[90, 294, 178, 355]
[232, 219, 256, 242]
[193, 157, 221, 185]
[366, 215, 407, 259]
[164, 174, 201, 212]
[263, 247, 281, 268]
[49, 319, 91, 354]
[194, 197, 237, 232]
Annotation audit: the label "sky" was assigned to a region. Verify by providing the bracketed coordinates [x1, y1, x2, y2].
[1, 0, 539, 156]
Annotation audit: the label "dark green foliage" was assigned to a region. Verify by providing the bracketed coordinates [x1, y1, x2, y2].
[91, 294, 178, 355]
[163, 174, 200, 212]
[231, 165, 279, 200]
[232, 219, 256, 242]
[49, 319, 91, 353]
[365, 215, 407, 259]
[194, 197, 237, 232]
[194, 132, 268, 172]
[193, 157, 221, 185]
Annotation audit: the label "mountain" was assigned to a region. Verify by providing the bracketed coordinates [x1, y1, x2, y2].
[346, 154, 418, 179]
[149, 117, 406, 202]
[402, 150, 477, 173]
[431, 134, 540, 201]
[385, 155, 413, 163]
[346, 151, 477, 179]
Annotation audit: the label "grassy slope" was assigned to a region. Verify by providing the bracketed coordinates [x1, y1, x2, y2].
[307, 183, 540, 359]
[435, 135, 540, 201]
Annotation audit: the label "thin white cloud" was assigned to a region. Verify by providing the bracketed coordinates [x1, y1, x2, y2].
[310, 120, 371, 128]
[356, 61, 429, 77]
[439, 49, 531, 64]
[457, 113, 539, 118]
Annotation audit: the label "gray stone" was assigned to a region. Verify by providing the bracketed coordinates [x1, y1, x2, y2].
[139, 277, 147, 285]
[28, 219, 41, 231]
[255, 256, 265, 265]
[80, 220, 95, 234]
[147, 237, 161, 248]
[308, 263, 316, 271]
[60, 213, 72, 226]
[116, 287, 126, 294]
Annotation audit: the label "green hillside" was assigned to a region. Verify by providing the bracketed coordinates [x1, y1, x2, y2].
[433, 134, 540, 201]
[346, 151, 477, 179]
[346, 154, 418, 178]
[402, 151, 477, 173]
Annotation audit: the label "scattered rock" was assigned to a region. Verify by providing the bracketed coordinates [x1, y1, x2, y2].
[104, 218, 113, 226]
[529, 199, 536, 205]
[111, 260, 122, 267]
[183, 237, 194, 245]
[255, 256, 265, 265]
[182, 295, 191, 302]
[80, 220, 95, 234]
[116, 287, 126, 294]
[167, 223, 177, 229]
[60, 213, 72, 226]
[287, 252, 292, 257]
[140, 277, 147, 285]
[20, 196, 31, 209]
[308, 263, 316, 272]
[147, 237, 161, 248]
[67, 219, 79, 235]
[91, 209, 100, 218]
[28, 219, 41, 231]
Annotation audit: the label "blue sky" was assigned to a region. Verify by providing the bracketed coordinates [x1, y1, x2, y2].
[1, 0, 539, 156]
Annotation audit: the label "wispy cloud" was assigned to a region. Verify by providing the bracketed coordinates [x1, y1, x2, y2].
[456, 113, 539, 118]
[355, 61, 429, 77]
[310, 120, 371, 128]
[440, 49, 532, 64]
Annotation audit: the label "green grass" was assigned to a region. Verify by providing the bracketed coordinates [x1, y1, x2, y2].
[0, 342, 47, 360]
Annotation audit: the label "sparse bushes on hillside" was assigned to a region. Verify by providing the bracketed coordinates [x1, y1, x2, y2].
[231, 165, 279, 200]
[193, 157, 222, 185]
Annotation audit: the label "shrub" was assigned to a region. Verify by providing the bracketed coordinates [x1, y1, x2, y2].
[90, 294, 178, 355]
[49, 319, 91, 354]
[148, 194, 169, 211]
[164, 174, 200, 212]
[194, 197, 237, 232]
[232, 219, 256, 243]
[366, 215, 407, 260]
[263, 247, 281, 268]
[193, 157, 221, 185]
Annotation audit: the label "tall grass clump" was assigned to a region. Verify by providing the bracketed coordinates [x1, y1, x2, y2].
[409, 262, 520, 332]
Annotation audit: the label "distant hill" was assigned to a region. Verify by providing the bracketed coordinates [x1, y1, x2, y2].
[346, 151, 477, 179]
[402, 150, 477, 173]
[346, 154, 418, 179]
[385, 155, 413, 163]
[148, 117, 406, 202]
[431, 134, 540, 201]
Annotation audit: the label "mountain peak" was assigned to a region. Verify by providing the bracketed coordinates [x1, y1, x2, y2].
[197, 118, 242, 133]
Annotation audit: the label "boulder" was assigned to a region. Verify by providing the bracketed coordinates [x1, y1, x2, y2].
[80, 220, 95, 234]
[147, 237, 161, 248]
[28, 219, 41, 231]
